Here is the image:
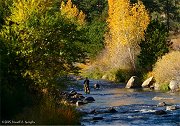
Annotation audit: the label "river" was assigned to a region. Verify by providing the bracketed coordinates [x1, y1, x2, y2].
[75, 80, 180, 126]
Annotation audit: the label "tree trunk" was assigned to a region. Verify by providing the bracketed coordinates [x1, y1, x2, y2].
[128, 47, 136, 72]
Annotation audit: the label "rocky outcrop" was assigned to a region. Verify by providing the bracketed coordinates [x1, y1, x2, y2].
[125, 76, 141, 88]
[142, 76, 154, 88]
[169, 80, 179, 92]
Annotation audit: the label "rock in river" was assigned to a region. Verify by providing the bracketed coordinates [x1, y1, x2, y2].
[169, 80, 179, 92]
[166, 106, 178, 111]
[125, 76, 141, 88]
[76, 101, 85, 106]
[155, 110, 167, 115]
[84, 97, 95, 103]
[142, 76, 154, 88]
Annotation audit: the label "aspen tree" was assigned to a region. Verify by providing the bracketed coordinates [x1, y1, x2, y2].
[106, 0, 150, 71]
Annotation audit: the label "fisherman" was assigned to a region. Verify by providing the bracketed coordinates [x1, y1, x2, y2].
[84, 77, 90, 94]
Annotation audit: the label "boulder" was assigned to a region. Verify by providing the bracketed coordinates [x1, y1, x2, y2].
[157, 102, 167, 107]
[107, 107, 118, 113]
[142, 76, 154, 88]
[94, 84, 100, 89]
[166, 106, 178, 111]
[69, 90, 77, 96]
[154, 83, 160, 90]
[76, 101, 85, 106]
[84, 97, 95, 103]
[125, 76, 141, 88]
[169, 80, 179, 91]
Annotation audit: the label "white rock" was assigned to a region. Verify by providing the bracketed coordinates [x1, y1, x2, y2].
[142, 76, 154, 88]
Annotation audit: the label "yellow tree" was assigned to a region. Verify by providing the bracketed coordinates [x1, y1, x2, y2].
[8, 0, 53, 24]
[106, 0, 150, 71]
[60, 0, 86, 26]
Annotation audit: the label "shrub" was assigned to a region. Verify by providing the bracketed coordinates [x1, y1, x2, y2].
[15, 95, 81, 125]
[153, 51, 180, 87]
[115, 69, 133, 82]
[159, 83, 169, 92]
[83, 67, 103, 79]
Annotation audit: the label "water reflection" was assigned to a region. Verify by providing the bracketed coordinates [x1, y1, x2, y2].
[79, 87, 180, 109]
[79, 85, 180, 126]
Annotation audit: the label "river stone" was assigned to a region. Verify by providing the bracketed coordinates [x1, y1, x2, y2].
[157, 102, 167, 107]
[142, 76, 154, 88]
[84, 97, 95, 103]
[94, 84, 100, 89]
[69, 90, 77, 96]
[125, 76, 141, 88]
[169, 80, 179, 91]
[69, 98, 78, 104]
[166, 106, 177, 111]
[155, 110, 167, 115]
[76, 101, 85, 106]
[107, 107, 118, 113]
[92, 117, 103, 120]
[154, 83, 160, 90]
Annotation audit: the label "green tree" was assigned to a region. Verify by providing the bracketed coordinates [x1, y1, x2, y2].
[84, 20, 106, 59]
[138, 19, 170, 72]
[72, 0, 108, 22]
[0, 0, 14, 27]
[141, 0, 180, 32]
[1, 0, 87, 87]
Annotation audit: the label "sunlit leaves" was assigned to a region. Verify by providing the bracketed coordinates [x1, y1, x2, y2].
[60, 0, 86, 26]
[105, 0, 150, 70]
[1, 0, 87, 87]
[107, 0, 149, 47]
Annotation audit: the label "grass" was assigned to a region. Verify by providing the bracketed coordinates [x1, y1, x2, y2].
[15, 95, 81, 125]
[153, 51, 180, 91]
[159, 83, 170, 92]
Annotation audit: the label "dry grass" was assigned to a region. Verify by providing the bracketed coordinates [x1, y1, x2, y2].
[153, 51, 180, 85]
[15, 95, 80, 125]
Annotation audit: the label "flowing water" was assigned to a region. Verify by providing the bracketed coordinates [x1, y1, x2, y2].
[75, 80, 180, 126]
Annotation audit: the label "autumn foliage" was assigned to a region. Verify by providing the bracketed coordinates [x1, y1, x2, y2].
[106, 0, 150, 70]
[60, 0, 86, 26]
[82, 0, 150, 80]
[153, 51, 180, 85]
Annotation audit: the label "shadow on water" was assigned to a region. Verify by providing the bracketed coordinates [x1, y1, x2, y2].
[77, 80, 180, 126]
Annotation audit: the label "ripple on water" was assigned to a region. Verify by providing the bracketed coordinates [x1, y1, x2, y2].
[78, 85, 180, 126]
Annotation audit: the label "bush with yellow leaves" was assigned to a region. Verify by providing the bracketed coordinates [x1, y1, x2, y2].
[153, 51, 180, 89]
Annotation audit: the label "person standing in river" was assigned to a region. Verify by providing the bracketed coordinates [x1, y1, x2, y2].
[84, 77, 90, 94]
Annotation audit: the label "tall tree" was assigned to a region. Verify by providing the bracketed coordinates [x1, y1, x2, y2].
[1, 0, 87, 87]
[106, 0, 150, 71]
[138, 19, 169, 72]
[142, 0, 180, 32]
